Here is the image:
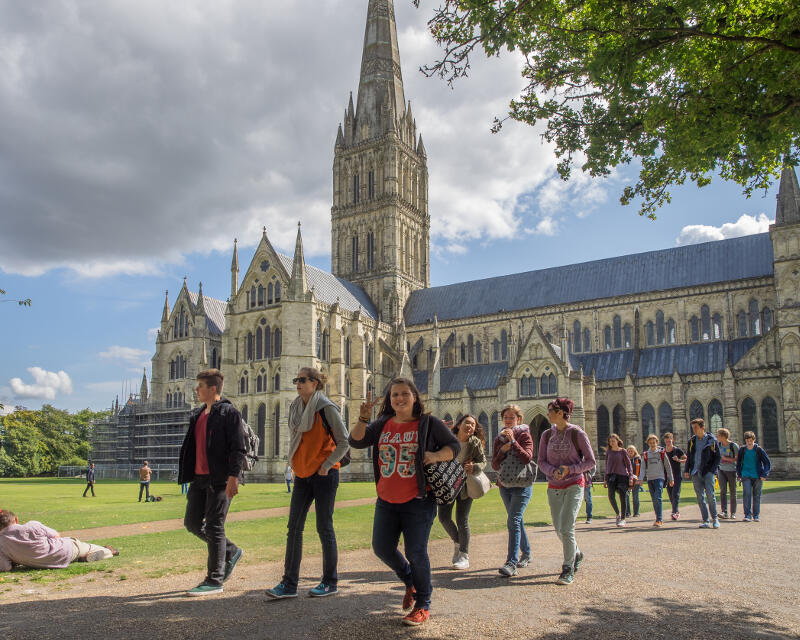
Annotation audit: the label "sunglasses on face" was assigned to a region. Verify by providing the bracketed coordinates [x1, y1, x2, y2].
[292, 377, 313, 384]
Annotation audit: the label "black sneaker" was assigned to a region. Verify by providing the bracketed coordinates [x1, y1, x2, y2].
[573, 551, 584, 573]
[498, 561, 517, 577]
[556, 565, 574, 585]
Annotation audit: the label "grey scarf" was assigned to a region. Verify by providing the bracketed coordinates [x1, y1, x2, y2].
[287, 391, 333, 463]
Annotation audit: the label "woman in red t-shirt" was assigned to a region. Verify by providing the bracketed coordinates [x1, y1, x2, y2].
[348, 377, 460, 627]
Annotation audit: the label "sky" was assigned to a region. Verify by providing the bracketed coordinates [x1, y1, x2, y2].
[0, 0, 782, 414]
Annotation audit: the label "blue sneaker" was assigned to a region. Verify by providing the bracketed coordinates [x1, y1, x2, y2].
[309, 582, 338, 597]
[223, 548, 243, 582]
[186, 581, 223, 597]
[712, 519, 720, 529]
[699, 522, 711, 529]
[266, 582, 297, 599]
[753, 516, 760, 522]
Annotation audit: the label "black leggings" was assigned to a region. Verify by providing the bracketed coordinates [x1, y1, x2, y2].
[437, 496, 474, 553]
[608, 479, 630, 518]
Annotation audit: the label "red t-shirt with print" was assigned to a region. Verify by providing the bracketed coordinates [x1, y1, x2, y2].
[194, 411, 210, 475]
[376, 418, 419, 504]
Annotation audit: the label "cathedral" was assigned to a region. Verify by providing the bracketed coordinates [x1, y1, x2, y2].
[137, 0, 800, 479]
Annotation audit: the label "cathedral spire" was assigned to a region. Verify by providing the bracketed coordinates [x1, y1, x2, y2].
[355, 0, 406, 134]
[161, 290, 169, 324]
[289, 222, 308, 299]
[140, 368, 148, 403]
[776, 165, 800, 226]
[196, 282, 206, 316]
[230, 238, 239, 298]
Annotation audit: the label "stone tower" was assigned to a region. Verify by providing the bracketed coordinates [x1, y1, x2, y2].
[331, 0, 430, 325]
[771, 165, 800, 452]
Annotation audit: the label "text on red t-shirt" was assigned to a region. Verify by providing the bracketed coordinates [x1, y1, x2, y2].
[376, 418, 419, 504]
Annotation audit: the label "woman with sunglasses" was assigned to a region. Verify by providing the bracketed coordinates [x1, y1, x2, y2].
[348, 377, 459, 627]
[537, 397, 595, 586]
[266, 367, 349, 600]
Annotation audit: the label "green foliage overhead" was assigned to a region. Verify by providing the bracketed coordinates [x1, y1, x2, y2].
[0, 287, 31, 306]
[415, 0, 800, 216]
[0, 406, 108, 477]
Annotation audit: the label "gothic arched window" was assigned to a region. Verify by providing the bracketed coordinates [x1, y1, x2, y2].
[584, 328, 592, 352]
[267, 283, 273, 305]
[667, 318, 677, 344]
[475, 341, 482, 362]
[761, 397, 779, 451]
[501, 330, 508, 360]
[658, 402, 672, 436]
[467, 334, 474, 363]
[762, 307, 773, 333]
[351, 235, 359, 272]
[275, 282, 281, 302]
[316, 320, 322, 359]
[255, 327, 263, 360]
[656, 311, 665, 345]
[274, 372, 280, 391]
[645, 321, 655, 346]
[738, 310, 748, 337]
[257, 285, 264, 307]
[264, 326, 272, 358]
[749, 299, 761, 336]
[690, 399, 704, 421]
[741, 397, 757, 437]
[701, 305, 711, 340]
[690, 316, 700, 341]
[712, 314, 722, 339]
[247, 332, 254, 361]
[613, 404, 625, 435]
[353, 173, 360, 204]
[250, 286, 256, 310]
[597, 405, 610, 451]
[623, 324, 632, 348]
[613, 315, 622, 348]
[520, 376, 529, 397]
[241, 404, 248, 423]
[460, 342, 466, 363]
[573, 320, 582, 353]
[641, 403, 656, 447]
[273, 403, 281, 456]
[257, 403, 266, 456]
[274, 329, 282, 357]
[493, 339, 500, 361]
[604, 326, 612, 350]
[708, 398, 723, 431]
[490, 411, 499, 447]
[345, 337, 351, 366]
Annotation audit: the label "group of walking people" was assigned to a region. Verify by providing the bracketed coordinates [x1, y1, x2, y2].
[171, 366, 773, 628]
[602, 421, 771, 529]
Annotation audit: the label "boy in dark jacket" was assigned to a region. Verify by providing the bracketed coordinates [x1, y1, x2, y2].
[179, 369, 247, 596]
[684, 418, 722, 529]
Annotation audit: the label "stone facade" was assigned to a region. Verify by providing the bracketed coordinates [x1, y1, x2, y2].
[138, 0, 800, 480]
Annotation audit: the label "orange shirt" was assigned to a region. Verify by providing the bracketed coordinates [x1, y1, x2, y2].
[291, 412, 339, 478]
[376, 418, 419, 504]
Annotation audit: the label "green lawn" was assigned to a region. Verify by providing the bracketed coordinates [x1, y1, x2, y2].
[1, 479, 798, 587]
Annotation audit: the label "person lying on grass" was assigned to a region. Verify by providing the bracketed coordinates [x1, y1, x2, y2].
[0, 509, 118, 571]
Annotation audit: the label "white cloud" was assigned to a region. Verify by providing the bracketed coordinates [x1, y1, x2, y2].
[675, 214, 773, 246]
[99, 345, 151, 365]
[0, 1, 581, 271]
[529, 216, 559, 236]
[8, 367, 73, 400]
[146, 327, 160, 342]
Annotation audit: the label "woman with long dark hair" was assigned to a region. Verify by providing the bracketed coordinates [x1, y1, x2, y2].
[437, 414, 486, 570]
[604, 433, 633, 527]
[348, 377, 459, 627]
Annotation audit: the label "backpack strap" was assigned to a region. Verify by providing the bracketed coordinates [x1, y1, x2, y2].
[318, 407, 336, 442]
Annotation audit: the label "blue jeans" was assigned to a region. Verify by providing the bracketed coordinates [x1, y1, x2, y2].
[648, 479, 665, 521]
[499, 485, 532, 565]
[741, 477, 763, 518]
[282, 469, 339, 591]
[584, 485, 593, 519]
[372, 495, 437, 610]
[625, 485, 642, 516]
[692, 472, 718, 522]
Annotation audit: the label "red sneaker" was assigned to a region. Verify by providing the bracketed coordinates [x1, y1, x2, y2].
[402, 585, 416, 611]
[403, 608, 430, 626]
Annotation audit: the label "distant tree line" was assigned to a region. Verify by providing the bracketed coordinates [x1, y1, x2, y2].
[0, 406, 108, 477]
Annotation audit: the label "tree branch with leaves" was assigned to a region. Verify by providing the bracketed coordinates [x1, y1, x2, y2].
[0, 287, 31, 307]
[414, 0, 800, 217]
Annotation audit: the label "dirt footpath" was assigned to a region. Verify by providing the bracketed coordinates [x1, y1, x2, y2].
[2, 491, 798, 640]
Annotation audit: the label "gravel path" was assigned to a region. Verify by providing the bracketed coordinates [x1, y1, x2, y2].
[2, 491, 798, 639]
[59, 497, 377, 539]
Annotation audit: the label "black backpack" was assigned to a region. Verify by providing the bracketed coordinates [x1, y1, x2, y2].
[319, 408, 351, 467]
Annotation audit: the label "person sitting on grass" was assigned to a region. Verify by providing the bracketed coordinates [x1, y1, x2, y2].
[0, 509, 118, 571]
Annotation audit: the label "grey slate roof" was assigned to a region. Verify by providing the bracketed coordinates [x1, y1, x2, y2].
[188, 292, 227, 336]
[570, 337, 762, 381]
[404, 234, 774, 324]
[276, 254, 377, 318]
[413, 362, 509, 395]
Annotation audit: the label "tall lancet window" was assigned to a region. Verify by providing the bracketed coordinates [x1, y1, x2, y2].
[368, 170, 375, 199]
[353, 174, 360, 203]
[352, 235, 359, 272]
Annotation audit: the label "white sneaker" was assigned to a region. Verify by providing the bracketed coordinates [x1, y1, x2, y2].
[451, 543, 461, 565]
[617, 519, 627, 527]
[453, 553, 469, 570]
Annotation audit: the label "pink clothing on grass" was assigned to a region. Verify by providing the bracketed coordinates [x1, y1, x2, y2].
[0, 521, 74, 571]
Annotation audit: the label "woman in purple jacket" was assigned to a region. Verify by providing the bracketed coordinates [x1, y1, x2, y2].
[537, 398, 595, 586]
[604, 433, 634, 527]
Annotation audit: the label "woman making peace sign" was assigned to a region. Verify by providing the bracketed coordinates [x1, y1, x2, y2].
[348, 377, 459, 627]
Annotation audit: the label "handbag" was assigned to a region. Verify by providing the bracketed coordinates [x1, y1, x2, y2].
[465, 471, 492, 499]
[424, 459, 466, 505]
[498, 452, 537, 488]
